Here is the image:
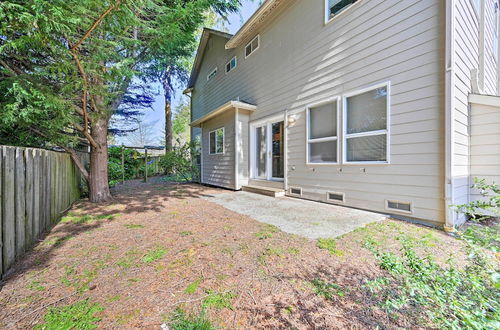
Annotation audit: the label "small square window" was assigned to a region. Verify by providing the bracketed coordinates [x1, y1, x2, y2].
[226, 56, 237, 73]
[207, 67, 217, 81]
[326, 0, 358, 22]
[245, 35, 260, 58]
[307, 100, 338, 164]
[209, 128, 224, 154]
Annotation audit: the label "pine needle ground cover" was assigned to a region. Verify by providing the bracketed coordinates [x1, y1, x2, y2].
[0, 178, 497, 328]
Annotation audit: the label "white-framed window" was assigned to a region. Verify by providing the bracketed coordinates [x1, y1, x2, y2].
[225, 56, 237, 73]
[207, 67, 217, 81]
[325, 0, 358, 22]
[306, 98, 339, 164]
[494, 2, 499, 60]
[209, 127, 224, 154]
[343, 83, 390, 164]
[245, 35, 260, 58]
[472, 0, 481, 14]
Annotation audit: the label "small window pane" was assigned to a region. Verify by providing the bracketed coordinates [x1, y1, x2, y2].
[209, 132, 216, 154]
[251, 37, 259, 50]
[346, 134, 386, 162]
[256, 126, 266, 177]
[309, 140, 337, 163]
[245, 44, 252, 57]
[329, 0, 357, 17]
[216, 129, 224, 153]
[346, 87, 387, 134]
[309, 101, 337, 139]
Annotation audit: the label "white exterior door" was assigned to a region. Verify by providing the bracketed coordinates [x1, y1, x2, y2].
[250, 116, 284, 181]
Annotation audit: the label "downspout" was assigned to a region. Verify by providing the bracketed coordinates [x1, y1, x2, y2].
[444, 0, 456, 231]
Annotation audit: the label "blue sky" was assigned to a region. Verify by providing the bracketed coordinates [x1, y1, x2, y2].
[116, 1, 261, 145]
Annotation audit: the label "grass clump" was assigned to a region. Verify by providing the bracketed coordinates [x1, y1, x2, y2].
[180, 231, 193, 237]
[202, 290, 236, 310]
[167, 308, 214, 330]
[61, 213, 117, 224]
[364, 236, 499, 328]
[123, 223, 144, 229]
[255, 224, 280, 239]
[317, 238, 343, 256]
[34, 299, 103, 329]
[184, 278, 203, 294]
[142, 247, 167, 263]
[310, 278, 345, 300]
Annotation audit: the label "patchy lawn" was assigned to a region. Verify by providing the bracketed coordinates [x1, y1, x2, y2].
[0, 179, 497, 329]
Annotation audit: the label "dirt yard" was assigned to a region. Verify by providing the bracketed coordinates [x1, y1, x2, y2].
[0, 178, 488, 329]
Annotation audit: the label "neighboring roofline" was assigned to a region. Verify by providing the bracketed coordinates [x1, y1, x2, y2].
[190, 101, 257, 127]
[186, 28, 233, 89]
[225, 0, 284, 49]
[469, 93, 500, 107]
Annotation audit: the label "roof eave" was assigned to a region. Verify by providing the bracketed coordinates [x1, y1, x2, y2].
[190, 101, 257, 127]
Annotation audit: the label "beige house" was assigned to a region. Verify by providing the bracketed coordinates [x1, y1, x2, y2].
[185, 0, 500, 228]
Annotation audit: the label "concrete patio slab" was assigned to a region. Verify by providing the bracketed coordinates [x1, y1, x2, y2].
[204, 191, 387, 239]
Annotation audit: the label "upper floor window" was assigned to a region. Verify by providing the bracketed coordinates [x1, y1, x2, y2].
[209, 128, 224, 154]
[472, 0, 481, 14]
[226, 56, 237, 73]
[344, 84, 389, 163]
[494, 2, 499, 60]
[245, 35, 260, 58]
[326, 0, 358, 22]
[207, 67, 217, 81]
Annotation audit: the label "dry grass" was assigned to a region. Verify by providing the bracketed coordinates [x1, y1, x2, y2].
[0, 178, 470, 329]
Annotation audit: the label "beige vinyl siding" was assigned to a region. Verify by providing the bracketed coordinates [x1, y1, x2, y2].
[470, 102, 500, 203]
[452, 0, 498, 222]
[201, 110, 235, 189]
[191, 0, 447, 223]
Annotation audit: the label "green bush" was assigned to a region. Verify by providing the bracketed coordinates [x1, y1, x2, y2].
[159, 142, 200, 182]
[454, 178, 499, 222]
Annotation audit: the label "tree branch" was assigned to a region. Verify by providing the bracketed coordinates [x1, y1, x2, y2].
[70, 0, 124, 51]
[73, 123, 99, 149]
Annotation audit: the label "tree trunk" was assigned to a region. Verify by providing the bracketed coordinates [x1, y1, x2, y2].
[89, 116, 112, 202]
[165, 98, 173, 152]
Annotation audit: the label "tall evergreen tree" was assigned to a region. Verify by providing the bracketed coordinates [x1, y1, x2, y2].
[0, 0, 239, 202]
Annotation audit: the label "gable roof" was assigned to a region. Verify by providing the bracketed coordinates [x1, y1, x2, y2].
[185, 28, 233, 91]
[185, 0, 288, 91]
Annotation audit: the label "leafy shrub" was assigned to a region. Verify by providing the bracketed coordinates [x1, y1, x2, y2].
[159, 141, 200, 182]
[454, 178, 499, 222]
[365, 236, 499, 328]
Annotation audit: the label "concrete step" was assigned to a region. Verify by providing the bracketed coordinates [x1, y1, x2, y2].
[241, 185, 285, 197]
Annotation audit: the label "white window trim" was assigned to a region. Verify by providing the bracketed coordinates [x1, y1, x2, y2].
[326, 191, 345, 204]
[306, 97, 340, 165]
[207, 67, 217, 81]
[324, 0, 362, 25]
[385, 199, 413, 215]
[225, 56, 237, 73]
[342, 81, 391, 165]
[245, 35, 260, 59]
[471, 0, 481, 17]
[209, 127, 225, 155]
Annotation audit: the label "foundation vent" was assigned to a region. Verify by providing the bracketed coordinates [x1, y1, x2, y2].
[289, 187, 302, 196]
[386, 200, 412, 213]
[327, 192, 345, 203]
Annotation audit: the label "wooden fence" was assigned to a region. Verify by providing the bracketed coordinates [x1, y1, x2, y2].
[0, 146, 86, 278]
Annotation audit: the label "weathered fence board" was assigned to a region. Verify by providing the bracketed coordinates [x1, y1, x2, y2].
[0, 146, 85, 278]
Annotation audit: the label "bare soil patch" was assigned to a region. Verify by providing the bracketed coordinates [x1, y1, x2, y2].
[0, 179, 469, 329]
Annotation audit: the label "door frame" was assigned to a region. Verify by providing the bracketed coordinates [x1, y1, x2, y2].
[249, 114, 285, 182]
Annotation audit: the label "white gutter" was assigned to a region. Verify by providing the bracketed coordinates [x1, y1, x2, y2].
[444, 0, 456, 231]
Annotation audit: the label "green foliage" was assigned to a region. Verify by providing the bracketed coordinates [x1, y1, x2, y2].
[454, 178, 500, 222]
[255, 224, 280, 239]
[365, 236, 499, 329]
[160, 141, 200, 182]
[142, 247, 167, 263]
[184, 278, 203, 294]
[61, 213, 116, 224]
[107, 147, 144, 186]
[310, 278, 345, 300]
[172, 101, 192, 146]
[202, 290, 236, 310]
[168, 308, 214, 330]
[317, 238, 343, 256]
[123, 223, 145, 229]
[34, 299, 103, 330]
[460, 222, 499, 252]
